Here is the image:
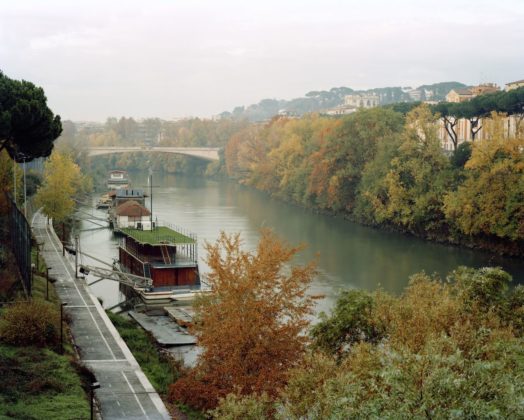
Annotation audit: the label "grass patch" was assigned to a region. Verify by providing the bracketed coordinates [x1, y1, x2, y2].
[107, 311, 179, 395]
[119, 226, 195, 245]
[0, 242, 91, 419]
[0, 344, 90, 420]
[107, 312, 206, 419]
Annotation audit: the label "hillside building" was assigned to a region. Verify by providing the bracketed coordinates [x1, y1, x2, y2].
[446, 83, 500, 103]
[344, 93, 380, 108]
[506, 79, 524, 91]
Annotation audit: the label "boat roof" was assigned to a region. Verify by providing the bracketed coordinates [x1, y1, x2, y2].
[116, 189, 144, 198]
[120, 226, 196, 245]
[116, 200, 151, 217]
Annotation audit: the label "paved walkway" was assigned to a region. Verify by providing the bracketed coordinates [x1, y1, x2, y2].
[32, 211, 171, 420]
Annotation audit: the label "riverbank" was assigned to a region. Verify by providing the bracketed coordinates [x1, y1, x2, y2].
[221, 109, 524, 259]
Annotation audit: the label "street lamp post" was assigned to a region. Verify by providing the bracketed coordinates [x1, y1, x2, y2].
[46, 267, 51, 301]
[23, 159, 27, 217]
[60, 302, 68, 354]
[90, 382, 100, 420]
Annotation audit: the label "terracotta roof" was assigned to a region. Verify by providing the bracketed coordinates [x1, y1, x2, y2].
[116, 200, 151, 217]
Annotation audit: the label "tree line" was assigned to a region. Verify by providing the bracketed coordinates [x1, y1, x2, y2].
[432, 87, 524, 148]
[223, 105, 524, 256]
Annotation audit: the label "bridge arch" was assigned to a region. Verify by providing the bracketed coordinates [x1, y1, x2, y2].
[86, 146, 220, 161]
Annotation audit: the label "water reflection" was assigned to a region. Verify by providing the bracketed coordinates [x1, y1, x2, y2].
[79, 171, 524, 313]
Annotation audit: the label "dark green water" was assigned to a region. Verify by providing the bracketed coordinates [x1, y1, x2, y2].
[79, 171, 524, 313]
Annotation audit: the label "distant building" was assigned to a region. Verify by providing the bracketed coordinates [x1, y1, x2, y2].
[324, 105, 357, 116]
[407, 89, 423, 101]
[323, 93, 380, 116]
[446, 88, 475, 103]
[506, 79, 524, 91]
[446, 83, 500, 103]
[470, 83, 500, 96]
[344, 93, 380, 108]
[73, 121, 104, 133]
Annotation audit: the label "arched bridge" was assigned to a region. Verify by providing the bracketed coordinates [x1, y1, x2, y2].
[86, 146, 220, 161]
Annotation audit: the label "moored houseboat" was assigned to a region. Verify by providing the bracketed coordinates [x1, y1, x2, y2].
[118, 220, 200, 304]
[96, 192, 113, 209]
[107, 170, 130, 190]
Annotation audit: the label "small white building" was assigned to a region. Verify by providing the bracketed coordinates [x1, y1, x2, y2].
[115, 200, 152, 230]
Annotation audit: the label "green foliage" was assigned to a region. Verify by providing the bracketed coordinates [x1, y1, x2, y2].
[450, 141, 472, 169]
[359, 105, 451, 235]
[0, 345, 90, 419]
[210, 392, 274, 419]
[311, 289, 384, 357]
[431, 86, 524, 121]
[281, 267, 524, 418]
[0, 300, 60, 348]
[0, 70, 62, 161]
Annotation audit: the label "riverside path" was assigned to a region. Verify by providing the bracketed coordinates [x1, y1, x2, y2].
[32, 210, 171, 420]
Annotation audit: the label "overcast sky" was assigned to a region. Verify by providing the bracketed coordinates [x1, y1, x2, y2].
[1, 0, 523, 121]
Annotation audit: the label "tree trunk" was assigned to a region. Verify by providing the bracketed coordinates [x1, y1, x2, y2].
[443, 117, 458, 150]
[469, 117, 482, 141]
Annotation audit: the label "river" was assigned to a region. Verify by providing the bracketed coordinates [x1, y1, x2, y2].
[78, 170, 524, 314]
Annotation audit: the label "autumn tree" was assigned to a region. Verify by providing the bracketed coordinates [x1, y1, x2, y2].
[35, 152, 89, 222]
[308, 108, 403, 212]
[169, 230, 317, 410]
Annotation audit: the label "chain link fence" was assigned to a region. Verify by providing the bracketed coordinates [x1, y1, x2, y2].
[7, 194, 32, 296]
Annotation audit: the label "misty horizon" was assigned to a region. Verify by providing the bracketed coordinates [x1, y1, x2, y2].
[1, 0, 523, 121]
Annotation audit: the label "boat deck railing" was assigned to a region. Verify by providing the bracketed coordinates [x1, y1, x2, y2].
[120, 240, 198, 266]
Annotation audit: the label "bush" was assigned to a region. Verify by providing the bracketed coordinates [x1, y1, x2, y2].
[0, 300, 60, 348]
[210, 392, 274, 419]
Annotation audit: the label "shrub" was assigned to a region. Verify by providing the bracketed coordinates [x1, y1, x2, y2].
[0, 300, 60, 348]
[210, 392, 274, 419]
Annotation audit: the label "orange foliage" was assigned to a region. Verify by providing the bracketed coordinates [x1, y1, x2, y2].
[169, 229, 317, 410]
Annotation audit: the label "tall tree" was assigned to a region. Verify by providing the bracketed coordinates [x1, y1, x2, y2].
[0, 71, 62, 161]
[433, 102, 460, 150]
[361, 105, 450, 235]
[35, 152, 84, 222]
[169, 230, 317, 410]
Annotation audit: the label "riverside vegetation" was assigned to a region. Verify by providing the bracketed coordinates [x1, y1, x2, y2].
[166, 231, 524, 418]
[57, 88, 524, 255]
[224, 105, 524, 256]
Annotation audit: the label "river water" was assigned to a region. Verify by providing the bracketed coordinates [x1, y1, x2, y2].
[78, 170, 524, 314]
